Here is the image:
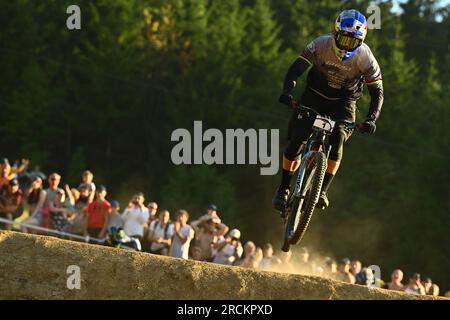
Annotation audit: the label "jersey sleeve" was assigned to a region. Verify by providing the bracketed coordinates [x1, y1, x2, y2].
[299, 39, 317, 66]
[362, 48, 382, 85]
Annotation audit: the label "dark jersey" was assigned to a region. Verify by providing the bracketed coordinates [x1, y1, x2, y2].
[300, 33, 382, 100]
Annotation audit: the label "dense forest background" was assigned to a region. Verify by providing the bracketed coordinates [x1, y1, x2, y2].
[1, 0, 449, 289]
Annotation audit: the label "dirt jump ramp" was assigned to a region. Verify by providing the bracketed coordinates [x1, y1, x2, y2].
[0, 231, 440, 300]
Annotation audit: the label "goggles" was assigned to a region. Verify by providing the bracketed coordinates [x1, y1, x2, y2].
[335, 32, 362, 51]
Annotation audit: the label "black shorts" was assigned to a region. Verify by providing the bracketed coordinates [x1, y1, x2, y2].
[285, 87, 356, 162]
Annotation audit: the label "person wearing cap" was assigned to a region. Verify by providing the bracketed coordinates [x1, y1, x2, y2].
[212, 229, 243, 265]
[336, 258, 356, 284]
[191, 204, 220, 227]
[191, 215, 229, 261]
[0, 178, 23, 231]
[85, 185, 111, 238]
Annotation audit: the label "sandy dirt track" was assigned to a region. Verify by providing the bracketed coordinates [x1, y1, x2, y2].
[0, 231, 443, 300]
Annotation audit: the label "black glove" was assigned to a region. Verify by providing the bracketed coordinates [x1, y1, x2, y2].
[278, 94, 297, 108]
[359, 120, 376, 134]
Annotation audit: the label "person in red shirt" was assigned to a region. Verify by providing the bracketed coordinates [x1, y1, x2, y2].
[85, 185, 111, 239]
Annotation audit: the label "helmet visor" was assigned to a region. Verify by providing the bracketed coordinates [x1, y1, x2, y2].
[335, 33, 361, 51]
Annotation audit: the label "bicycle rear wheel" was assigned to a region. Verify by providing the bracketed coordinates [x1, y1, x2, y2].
[288, 152, 327, 246]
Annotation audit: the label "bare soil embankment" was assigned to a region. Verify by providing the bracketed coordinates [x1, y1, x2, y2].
[0, 231, 442, 300]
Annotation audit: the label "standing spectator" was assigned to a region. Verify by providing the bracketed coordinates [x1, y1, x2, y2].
[148, 209, 173, 255]
[43, 173, 64, 229]
[0, 179, 23, 230]
[351, 260, 366, 285]
[0, 158, 29, 189]
[48, 189, 71, 234]
[295, 247, 314, 274]
[336, 258, 356, 284]
[66, 184, 90, 237]
[385, 269, 405, 291]
[142, 201, 158, 252]
[279, 250, 295, 273]
[234, 241, 257, 267]
[21, 177, 46, 233]
[190, 246, 203, 261]
[191, 216, 228, 261]
[259, 243, 282, 271]
[422, 277, 440, 296]
[147, 201, 158, 224]
[103, 200, 124, 235]
[170, 209, 195, 259]
[404, 273, 426, 295]
[122, 193, 149, 242]
[213, 229, 243, 265]
[85, 185, 111, 238]
[27, 165, 47, 182]
[78, 170, 96, 203]
[323, 257, 338, 280]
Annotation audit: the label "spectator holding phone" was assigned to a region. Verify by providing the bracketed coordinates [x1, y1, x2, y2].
[191, 216, 228, 261]
[404, 273, 426, 295]
[21, 177, 46, 233]
[122, 192, 149, 242]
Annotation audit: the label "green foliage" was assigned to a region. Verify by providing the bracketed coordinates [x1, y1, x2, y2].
[1, 0, 449, 290]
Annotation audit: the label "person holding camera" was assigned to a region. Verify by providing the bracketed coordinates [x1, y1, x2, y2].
[212, 229, 243, 265]
[122, 192, 149, 242]
[148, 209, 173, 255]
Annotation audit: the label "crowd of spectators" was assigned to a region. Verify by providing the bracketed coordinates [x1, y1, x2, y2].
[0, 157, 448, 298]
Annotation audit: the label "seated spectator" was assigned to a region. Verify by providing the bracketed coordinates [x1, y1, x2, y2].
[404, 273, 426, 295]
[190, 246, 203, 261]
[85, 185, 111, 238]
[103, 200, 124, 236]
[170, 209, 195, 259]
[0, 179, 23, 230]
[122, 193, 149, 242]
[422, 277, 440, 296]
[259, 243, 282, 271]
[48, 189, 71, 234]
[385, 269, 405, 291]
[335, 258, 356, 284]
[21, 177, 46, 233]
[43, 173, 64, 230]
[78, 170, 96, 203]
[191, 216, 228, 261]
[234, 241, 256, 267]
[148, 209, 173, 255]
[213, 229, 243, 265]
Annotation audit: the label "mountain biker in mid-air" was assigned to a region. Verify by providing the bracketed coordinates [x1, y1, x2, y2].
[273, 9, 384, 212]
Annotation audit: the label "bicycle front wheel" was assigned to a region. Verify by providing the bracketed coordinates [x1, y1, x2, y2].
[289, 151, 327, 245]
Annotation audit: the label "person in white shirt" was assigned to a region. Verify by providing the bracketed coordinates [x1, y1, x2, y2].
[170, 209, 195, 259]
[213, 229, 243, 265]
[122, 193, 149, 241]
[148, 209, 174, 255]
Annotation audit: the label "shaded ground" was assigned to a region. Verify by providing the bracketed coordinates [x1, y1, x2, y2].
[0, 231, 442, 300]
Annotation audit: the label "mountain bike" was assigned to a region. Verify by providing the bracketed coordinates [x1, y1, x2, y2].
[281, 105, 359, 252]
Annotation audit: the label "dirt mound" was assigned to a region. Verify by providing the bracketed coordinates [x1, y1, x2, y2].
[0, 231, 440, 300]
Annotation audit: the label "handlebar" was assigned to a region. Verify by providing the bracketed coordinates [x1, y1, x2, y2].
[296, 104, 362, 131]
